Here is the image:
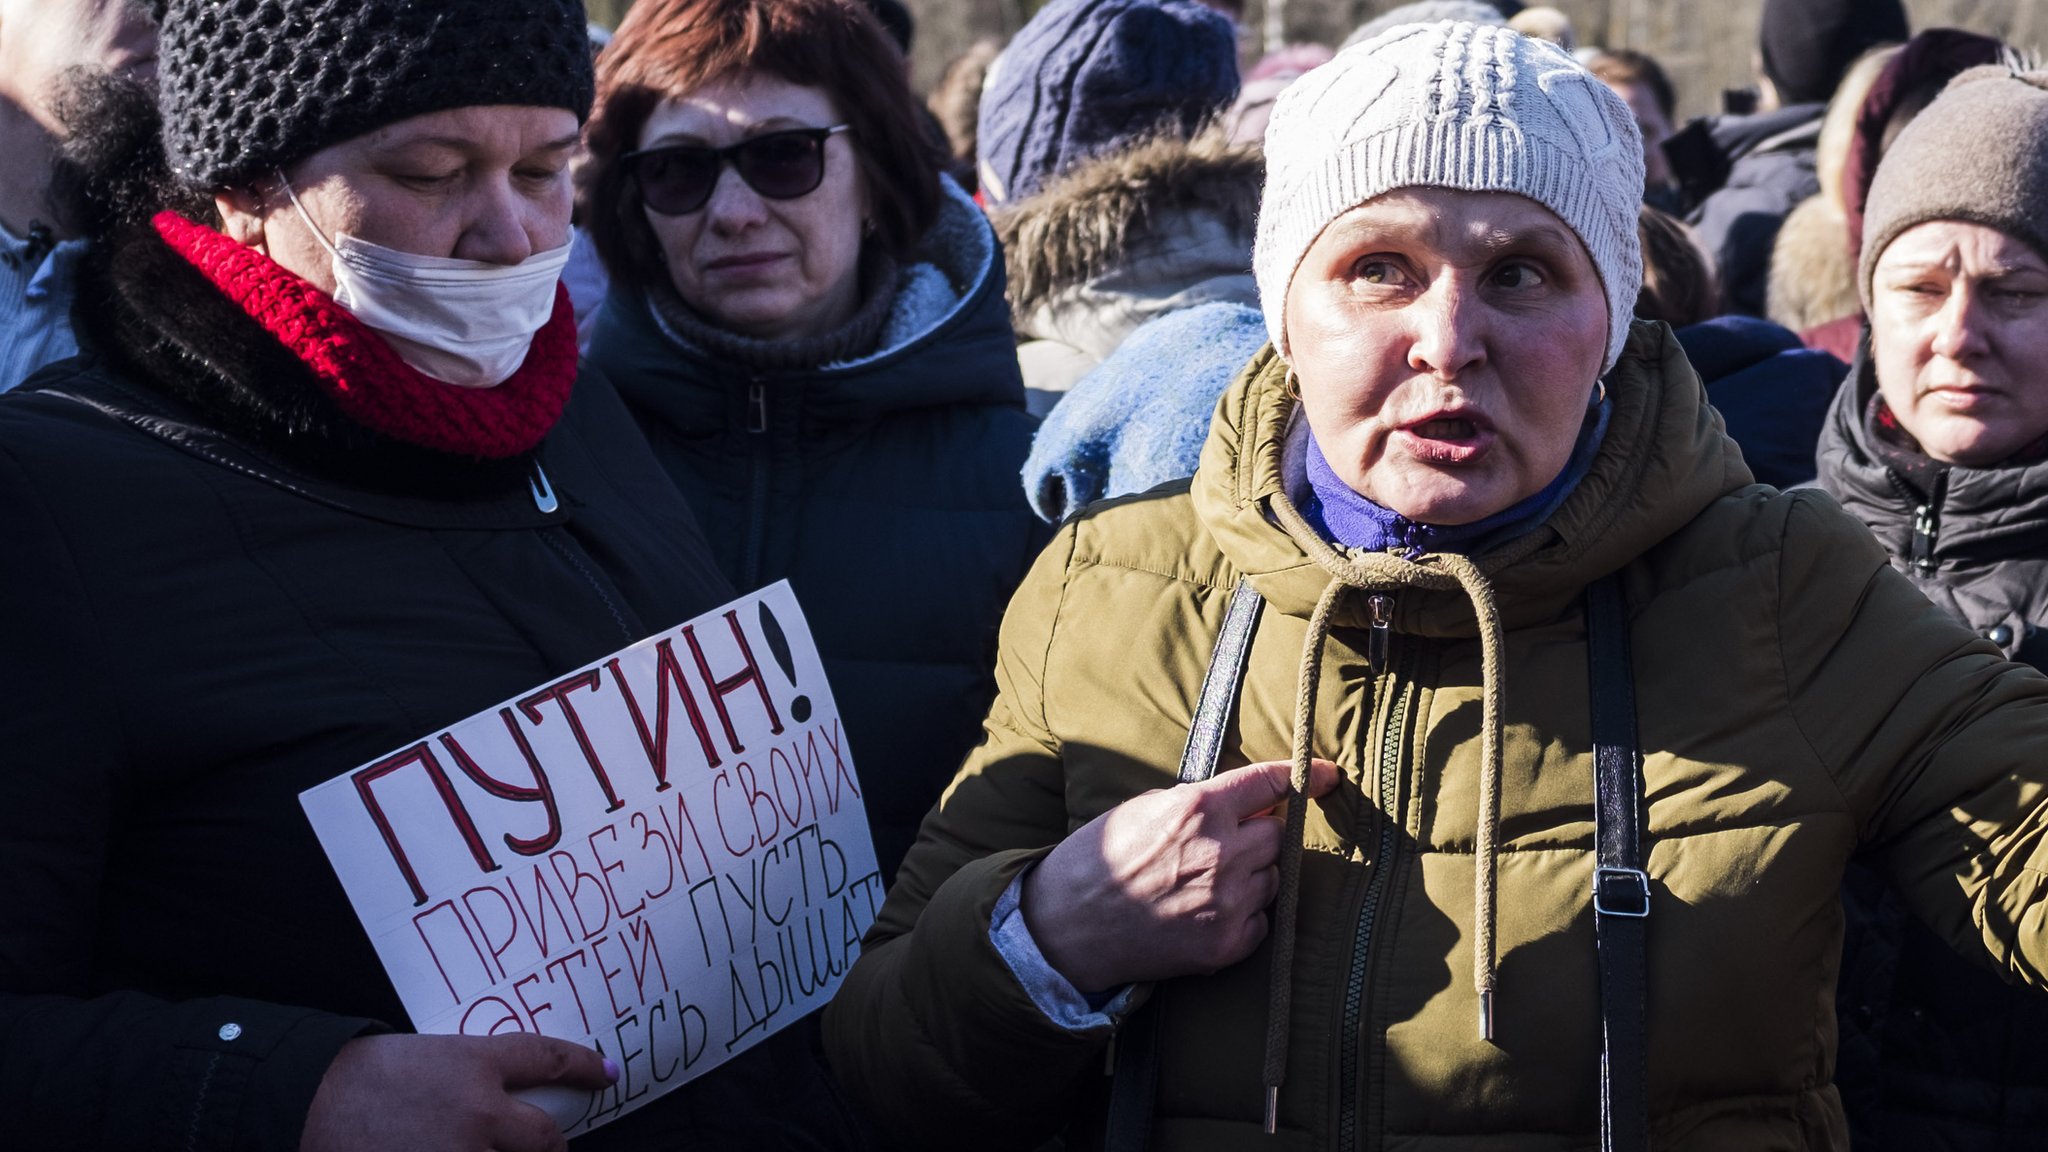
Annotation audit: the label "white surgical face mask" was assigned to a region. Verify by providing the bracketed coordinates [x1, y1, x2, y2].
[279, 173, 572, 388]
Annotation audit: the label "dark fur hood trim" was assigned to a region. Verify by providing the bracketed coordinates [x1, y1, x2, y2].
[69, 222, 529, 495]
[993, 129, 1264, 321]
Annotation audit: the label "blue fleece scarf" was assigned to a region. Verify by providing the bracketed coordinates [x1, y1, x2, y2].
[1022, 301, 1269, 522]
[1302, 399, 1611, 556]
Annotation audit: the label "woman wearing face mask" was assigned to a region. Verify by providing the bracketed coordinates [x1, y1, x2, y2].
[0, 1, 862, 1150]
[826, 23, 2048, 1151]
[1817, 65, 2048, 1151]
[579, 0, 1050, 884]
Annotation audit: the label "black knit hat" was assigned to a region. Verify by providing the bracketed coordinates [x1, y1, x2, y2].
[153, 0, 596, 186]
[1757, 0, 1908, 107]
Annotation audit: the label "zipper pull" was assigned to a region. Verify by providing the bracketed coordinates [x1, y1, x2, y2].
[529, 460, 559, 514]
[1911, 502, 1937, 573]
[748, 380, 769, 434]
[1368, 594, 1394, 672]
[23, 220, 53, 267]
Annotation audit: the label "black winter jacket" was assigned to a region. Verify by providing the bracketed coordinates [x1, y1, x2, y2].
[0, 226, 860, 1150]
[585, 181, 1052, 882]
[1817, 348, 2048, 1149]
[1818, 350, 2048, 662]
[1673, 103, 1824, 318]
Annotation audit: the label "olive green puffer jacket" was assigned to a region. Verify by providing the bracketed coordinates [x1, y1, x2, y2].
[823, 321, 2048, 1151]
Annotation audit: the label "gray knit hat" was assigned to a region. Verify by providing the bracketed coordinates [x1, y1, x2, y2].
[153, 0, 596, 186]
[1255, 21, 1644, 371]
[1858, 65, 2048, 305]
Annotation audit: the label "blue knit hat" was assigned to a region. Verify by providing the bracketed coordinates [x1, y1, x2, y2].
[978, 0, 1240, 203]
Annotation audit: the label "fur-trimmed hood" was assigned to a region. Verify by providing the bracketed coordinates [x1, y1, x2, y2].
[993, 129, 1264, 346]
[1766, 192, 1859, 335]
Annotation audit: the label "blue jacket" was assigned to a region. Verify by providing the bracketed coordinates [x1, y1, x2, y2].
[586, 182, 1050, 881]
[1675, 314, 1844, 489]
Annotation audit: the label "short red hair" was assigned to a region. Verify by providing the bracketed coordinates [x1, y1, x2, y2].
[583, 0, 944, 292]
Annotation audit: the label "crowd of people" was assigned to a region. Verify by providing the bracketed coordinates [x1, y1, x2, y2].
[6, 0, 2048, 1149]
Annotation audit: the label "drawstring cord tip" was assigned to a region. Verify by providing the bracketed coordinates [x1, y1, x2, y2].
[1479, 991, 1495, 1042]
[1263, 1086, 1279, 1135]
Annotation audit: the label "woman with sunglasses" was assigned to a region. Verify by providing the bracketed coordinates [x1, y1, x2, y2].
[582, 0, 1050, 885]
[0, 0, 870, 1149]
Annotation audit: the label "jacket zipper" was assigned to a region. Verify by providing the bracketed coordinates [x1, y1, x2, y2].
[1367, 594, 1393, 672]
[539, 526, 634, 645]
[1885, 467, 1947, 574]
[1338, 598, 1408, 1152]
[1911, 503, 1938, 572]
[743, 378, 770, 589]
[525, 462, 632, 643]
[529, 460, 559, 513]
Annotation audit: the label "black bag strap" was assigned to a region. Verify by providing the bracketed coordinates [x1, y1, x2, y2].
[1104, 577, 1265, 1152]
[1586, 574, 1650, 1152]
[1178, 578, 1268, 785]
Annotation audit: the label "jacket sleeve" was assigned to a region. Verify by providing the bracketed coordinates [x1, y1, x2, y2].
[0, 436, 380, 1152]
[823, 522, 1126, 1150]
[1774, 490, 2048, 988]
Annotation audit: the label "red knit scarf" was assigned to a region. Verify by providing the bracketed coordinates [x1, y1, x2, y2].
[152, 211, 575, 459]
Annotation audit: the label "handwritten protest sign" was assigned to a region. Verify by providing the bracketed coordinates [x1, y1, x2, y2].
[301, 581, 880, 1137]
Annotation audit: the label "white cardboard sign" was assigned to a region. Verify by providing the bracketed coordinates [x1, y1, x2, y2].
[301, 581, 881, 1137]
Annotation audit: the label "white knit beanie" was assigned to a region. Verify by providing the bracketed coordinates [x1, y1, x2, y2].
[1255, 20, 1645, 372]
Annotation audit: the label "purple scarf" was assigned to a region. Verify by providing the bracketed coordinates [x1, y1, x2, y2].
[1301, 401, 1611, 556]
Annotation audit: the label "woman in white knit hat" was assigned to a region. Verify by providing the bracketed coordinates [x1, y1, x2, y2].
[826, 22, 2048, 1152]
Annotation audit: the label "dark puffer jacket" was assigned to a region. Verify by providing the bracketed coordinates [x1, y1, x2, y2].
[1671, 103, 1825, 318]
[0, 225, 861, 1151]
[1817, 348, 2048, 1150]
[585, 181, 1052, 882]
[1817, 350, 2048, 661]
[1675, 314, 1845, 489]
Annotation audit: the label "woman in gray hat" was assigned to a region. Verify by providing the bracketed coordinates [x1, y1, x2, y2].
[1817, 63, 2048, 1150]
[577, 0, 1050, 890]
[0, 1, 860, 1150]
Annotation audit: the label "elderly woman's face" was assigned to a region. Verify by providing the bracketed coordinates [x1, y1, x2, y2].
[1869, 220, 2048, 466]
[224, 105, 579, 294]
[1285, 189, 1610, 526]
[637, 73, 868, 343]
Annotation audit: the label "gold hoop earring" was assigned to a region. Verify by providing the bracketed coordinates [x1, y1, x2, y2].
[1592, 379, 1608, 406]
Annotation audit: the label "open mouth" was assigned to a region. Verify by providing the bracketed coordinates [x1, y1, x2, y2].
[1396, 412, 1492, 464]
[1411, 416, 1480, 440]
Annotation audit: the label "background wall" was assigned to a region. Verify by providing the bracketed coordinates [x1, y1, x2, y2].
[585, 0, 2042, 121]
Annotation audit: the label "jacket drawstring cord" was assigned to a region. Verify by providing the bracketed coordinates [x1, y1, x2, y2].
[1261, 574, 1347, 1134]
[1426, 552, 1507, 1041]
[1262, 494, 1512, 1135]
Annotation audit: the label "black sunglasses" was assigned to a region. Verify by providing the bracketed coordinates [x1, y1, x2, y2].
[624, 125, 853, 216]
